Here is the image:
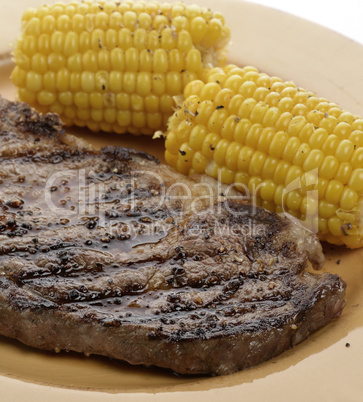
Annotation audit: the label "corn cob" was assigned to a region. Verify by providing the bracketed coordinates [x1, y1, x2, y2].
[165, 64, 363, 248]
[11, 0, 230, 135]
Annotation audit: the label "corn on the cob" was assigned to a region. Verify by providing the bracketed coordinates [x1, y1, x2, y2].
[11, 0, 230, 135]
[165, 64, 363, 248]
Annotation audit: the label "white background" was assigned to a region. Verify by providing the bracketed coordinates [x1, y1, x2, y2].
[246, 0, 363, 44]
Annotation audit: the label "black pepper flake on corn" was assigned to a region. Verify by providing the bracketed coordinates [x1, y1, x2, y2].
[165, 64, 363, 248]
[11, 0, 230, 135]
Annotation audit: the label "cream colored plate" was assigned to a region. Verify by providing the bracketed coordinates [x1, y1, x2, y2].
[1, 0, 363, 401]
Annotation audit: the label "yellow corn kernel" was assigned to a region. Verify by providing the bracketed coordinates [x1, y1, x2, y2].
[26, 71, 42, 92]
[11, 67, 27, 87]
[250, 102, 269, 124]
[200, 82, 221, 101]
[262, 107, 281, 127]
[260, 179, 276, 202]
[37, 90, 56, 105]
[319, 115, 338, 132]
[220, 115, 238, 141]
[214, 138, 229, 166]
[225, 142, 242, 171]
[285, 165, 303, 186]
[238, 98, 258, 119]
[192, 151, 208, 173]
[264, 92, 281, 107]
[309, 128, 328, 149]
[38, 33, 51, 55]
[325, 180, 344, 205]
[256, 127, 274, 154]
[239, 81, 257, 98]
[320, 155, 339, 180]
[47, 53, 65, 71]
[335, 139, 354, 162]
[318, 200, 337, 219]
[189, 125, 208, 150]
[273, 160, 290, 185]
[234, 119, 253, 145]
[248, 151, 266, 177]
[302, 149, 324, 172]
[269, 131, 289, 159]
[136, 72, 151, 96]
[214, 88, 234, 109]
[219, 166, 235, 184]
[235, 172, 249, 190]
[334, 121, 353, 139]
[340, 187, 358, 210]
[190, 16, 207, 43]
[245, 124, 262, 148]
[298, 122, 314, 144]
[335, 162, 352, 184]
[328, 217, 343, 237]
[352, 148, 363, 168]
[282, 137, 300, 163]
[261, 156, 279, 180]
[349, 130, 363, 148]
[348, 168, 363, 192]
[237, 146, 254, 172]
[207, 109, 228, 133]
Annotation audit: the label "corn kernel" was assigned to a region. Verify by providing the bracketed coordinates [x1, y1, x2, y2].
[214, 138, 229, 166]
[318, 200, 337, 219]
[275, 112, 293, 131]
[207, 109, 228, 133]
[38, 90, 56, 105]
[340, 187, 358, 210]
[200, 82, 221, 101]
[261, 156, 279, 179]
[335, 162, 353, 184]
[273, 160, 290, 184]
[89, 92, 104, 109]
[260, 179, 276, 202]
[325, 180, 344, 204]
[309, 128, 328, 149]
[334, 121, 352, 139]
[348, 130, 363, 148]
[225, 142, 242, 171]
[189, 125, 208, 150]
[237, 146, 254, 172]
[26, 71, 42, 92]
[249, 151, 266, 177]
[335, 139, 354, 162]
[74, 92, 89, 108]
[250, 102, 269, 124]
[192, 151, 208, 173]
[220, 115, 238, 141]
[320, 155, 339, 180]
[348, 168, 363, 192]
[256, 127, 275, 154]
[282, 137, 300, 163]
[262, 107, 281, 127]
[269, 131, 289, 159]
[303, 149, 324, 172]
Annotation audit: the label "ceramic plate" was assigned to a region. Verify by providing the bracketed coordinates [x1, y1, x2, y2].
[0, 0, 362, 401]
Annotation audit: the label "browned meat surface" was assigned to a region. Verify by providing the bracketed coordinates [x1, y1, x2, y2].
[0, 96, 346, 375]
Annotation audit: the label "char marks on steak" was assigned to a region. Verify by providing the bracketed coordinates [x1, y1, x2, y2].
[0, 97, 346, 375]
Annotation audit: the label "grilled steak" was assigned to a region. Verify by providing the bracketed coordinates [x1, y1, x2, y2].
[0, 96, 346, 375]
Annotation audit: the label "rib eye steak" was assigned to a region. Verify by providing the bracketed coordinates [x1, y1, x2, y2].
[0, 96, 346, 375]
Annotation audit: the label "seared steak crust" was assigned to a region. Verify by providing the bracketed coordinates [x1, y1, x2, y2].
[0, 97, 346, 375]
